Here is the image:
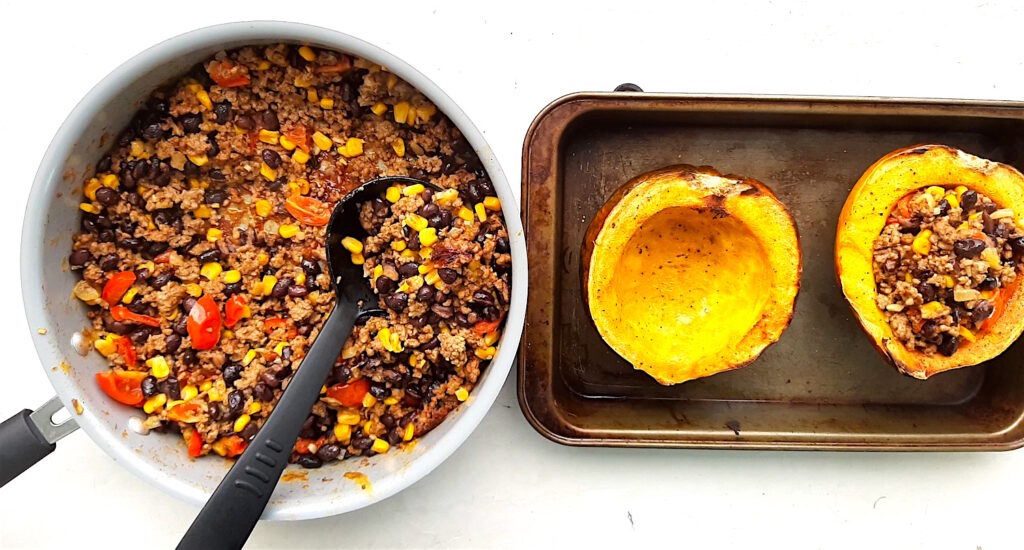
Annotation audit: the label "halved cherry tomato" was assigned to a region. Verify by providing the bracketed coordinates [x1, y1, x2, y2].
[224, 295, 247, 328]
[167, 402, 202, 423]
[187, 296, 221, 350]
[206, 60, 250, 88]
[188, 430, 203, 457]
[472, 316, 503, 335]
[285, 195, 332, 226]
[264, 317, 297, 339]
[95, 370, 146, 406]
[222, 435, 247, 458]
[314, 57, 352, 75]
[326, 378, 370, 408]
[101, 271, 136, 304]
[283, 125, 310, 152]
[110, 305, 161, 327]
[115, 336, 137, 368]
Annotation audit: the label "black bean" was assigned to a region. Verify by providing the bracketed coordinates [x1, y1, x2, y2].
[961, 190, 979, 212]
[372, 198, 389, 217]
[384, 292, 409, 311]
[937, 333, 959, 357]
[953, 239, 986, 258]
[69, 249, 92, 267]
[437, 268, 459, 284]
[204, 189, 228, 205]
[261, 110, 280, 131]
[208, 169, 226, 182]
[398, 262, 420, 277]
[96, 156, 113, 173]
[181, 350, 198, 367]
[222, 364, 243, 387]
[162, 376, 182, 400]
[301, 258, 321, 276]
[438, 209, 453, 228]
[95, 214, 113, 229]
[182, 297, 198, 315]
[260, 371, 281, 389]
[297, 455, 322, 469]
[97, 229, 116, 243]
[496, 236, 510, 254]
[315, 443, 341, 462]
[141, 376, 159, 398]
[387, 428, 403, 445]
[261, 149, 281, 169]
[213, 101, 232, 124]
[207, 133, 220, 158]
[160, 332, 181, 354]
[80, 215, 97, 234]
[288, 285, 308, 297]
[98, 254, 119, 271]
[454, 313, 471, 327]
[142, 241, 167, 260]
[979, 277, 1000, 291]
[430, 304, 454, 319]
[368, 275, 393, 295]
[973, 300, 995, 325]
[173, 315, 189, 336]
[235, 114, 255, 130]
[223, 282, 243, 295]
[472, 290, 494, 305]
[241, 422, 259, 442]
[253, 382, 274, 402]
[142, 122, 165, 141]
[420, 202, 439, 218]
[352, 436, 373, 451]
[271, 278, 292, 298]
[949, 303, 961, 325]
[369, 384, 387, 399]
[410, 315, 429, 329]
[1009, 236, 1024, 256]
[127, 300, 150, 315]
[416, 285, 435, 304]
[983, 212, 996, 235]
[407, 232, 421, 251]
[227, 390, 244, 416]
[484, 306, 501, 321]
[421, 336, 439, 350]
[935, 200, 951, 217]
[181, 113, 202, 134]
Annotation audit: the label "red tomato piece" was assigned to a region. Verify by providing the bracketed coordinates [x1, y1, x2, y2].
[224, 295, 246, 328]
[101, 271, 136, 304]
[115, 336, 137, 368]
[222, 435, 247, 458]
[110, 305, 161, 327]
[326, 378, 370, 408]
[314, 57, 352, 75]
[187, 296, 222, 350]
[188, 431, 203, 457]
[206, 60, 250, 88]
[285, 195, 332, 226]
[283, 125, 310, 152]
[154, 251, 173, 264]
[263, 317, 298, 339]
[472, 317, 503, 335]
[95, 370, 146, 406]
[167, 402, 202, 423]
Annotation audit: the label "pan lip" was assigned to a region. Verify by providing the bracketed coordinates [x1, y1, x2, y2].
[21, 20, 526, 521]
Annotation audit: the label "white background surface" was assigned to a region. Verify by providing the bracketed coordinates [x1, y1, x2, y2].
[1, 1, 1022, 548]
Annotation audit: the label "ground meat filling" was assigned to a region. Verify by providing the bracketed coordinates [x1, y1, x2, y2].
[68, 44, 510, 466]
[873, 185, 1024, 356]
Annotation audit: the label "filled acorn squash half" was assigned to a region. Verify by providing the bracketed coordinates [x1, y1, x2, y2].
[582, 165, 801, 385]
[836, 145, 1024, 379]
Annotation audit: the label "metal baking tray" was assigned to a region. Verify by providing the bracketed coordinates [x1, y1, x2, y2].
[518, 89, 1024, 450]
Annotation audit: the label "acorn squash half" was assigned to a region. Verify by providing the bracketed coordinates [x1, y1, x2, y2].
[582, 165, 801, 385]
[836, 144, 1024, 379]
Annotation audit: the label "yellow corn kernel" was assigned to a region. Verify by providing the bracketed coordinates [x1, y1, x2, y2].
[455, 387, 469, 402]
[254, 199, 273, 217]
[956, 185, 969, 200]
[371, 102, 388, 116]
[200, 380, 213, 392]
[193, 205, 213, 219]
[79, 202, 99, 214]
[208, 385, 225, 403]
[969, 212, 982, 222]
[400, 249, 416, 259]
[469, 259, 481, 271]
[981, 289, 996, 300]
[418, 263, 433, 275]
[911, 229, 932, 256]
[121, 287, 139, 304]
[100, 173, 119, 189]
[260, 162, 277, 181]
[403, 183, 424, 196]
[242, 349, 257, 366]
[363, 393, 378, 408]
[397, 281, 411, 294]
[391, 240, 407, 252]
[373, 265, 384, 280]
[904, 273, 913, 284]
[312, 131, 333, 151]
[293, 271, 306, 287]
[84, 178, 101, 201]
[392, 138, 405, 157]
[222, 270, 241, 284]
[273, 342, 287, 355]
[926, 186, 945, 200]
[306, 89, 319, 103]
[406, 106, 417, 125]
[371, 438, 390, 453]
[147, 356, 170, 379]
[403, 423, 415, 441]
[255, 60, 271, 71]
[249, 402, 262, 414]
[957, 222, 969, 231]
[483, 330, 500, 347]
[340, 138, 364, 157]
[483, 196, 501, 211]
[407, 275, 424, 291]
[320, 97, 335, 110]
[298, 45, 316, 61]
[222, 329, 234, 340]
[291, 149, 310, 164]
[377, 327, 392, 349]
[920, 301, 947, 320]
[200, 262, 223, 280]
[206, 228, 223, 242]
[258, 129, 280, 145]
[279, 224, 300, 239]
[94, 334, 117, 357]
[342, 237, 363, 254]
[337, 409, 361, 425]
[185, 283, 203, 297]
[166, 400, 185, 410]
[384, 397, 398, 406]
[960, 326, 976, 343]
[351, 252, 364, 265]
[982, 247, 1001, 269]
[143, 393, 167, 414]
[475, 202, 487, 222]
[279, 135, 297, 151]
[458, 206, 474, 222]
[417, 104, 437, 122]
[944, 275, 956, 288]
[475, 346, 496, 360]
[294, 74, 312, 88]
[130, 140, 149, 159]
[256, 252, 269, 266]
[196, 90, 212, 110]
[181, 384, 198, 401]
[363, 420, 374, 434]
[385, 186, 402, 203]
[424, 269, 441, 286]
[435, 189, 458, 206]
[261, 275, 278, 295]
[234, 414, 251, 433]
[187, 154, 209, 167]
[945, 193, 960, 211]
[419, 227, 438, 247]
[334, 423, 352, 442]
[405, 214, 429, 232]
[393, 101, 410, 124]
[390, 333, 403, 353]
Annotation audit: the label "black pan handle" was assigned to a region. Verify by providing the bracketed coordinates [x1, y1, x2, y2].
[177, 306, 353, 550]
[614, 83, 644, 92]
[0, 396, 78, 487]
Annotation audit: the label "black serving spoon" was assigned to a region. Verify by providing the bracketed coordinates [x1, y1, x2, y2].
[178, 176, 438, 550]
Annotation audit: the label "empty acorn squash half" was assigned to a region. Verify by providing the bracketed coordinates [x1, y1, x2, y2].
[582, 165, 801, 385]
[836, 144, 1024, 379]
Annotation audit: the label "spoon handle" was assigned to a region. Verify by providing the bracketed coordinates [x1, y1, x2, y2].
[178, 307, 354, 550]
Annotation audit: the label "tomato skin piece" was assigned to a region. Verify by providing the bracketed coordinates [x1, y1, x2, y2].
[224, 295, 246, 328]
[472, 317, 502, 335]
[167, 402, 202, 423]
[264, 317, 298, 339]
[206, 60, 250, 88]
[101, 271, 136, 304]
[95, 370, 146, 406]
[283, 125, 310, 152]
[326, 379, 370, 408]
[115, 336, 137, 368]
[222, 435, 247, 457]
[285, 195, 332, 226]
[188, 431, 203, 457]
[187, 296, 222, 350]
[314, 56, 352, 75]
[110, 305, 161, 327]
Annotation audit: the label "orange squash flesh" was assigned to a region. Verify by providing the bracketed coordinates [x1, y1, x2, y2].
[582, 165, 801, 385]
[836, 144, 1024, 379]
